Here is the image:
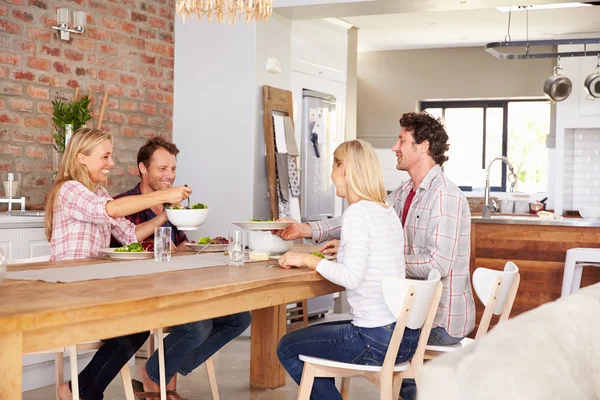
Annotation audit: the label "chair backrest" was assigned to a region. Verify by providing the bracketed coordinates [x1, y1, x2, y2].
[473, 262, 519, 316]
[7, 255, 51, 265]
[382, 269, 442, 330]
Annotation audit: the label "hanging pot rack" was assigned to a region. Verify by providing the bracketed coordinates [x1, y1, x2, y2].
[486, 37, 600, 60]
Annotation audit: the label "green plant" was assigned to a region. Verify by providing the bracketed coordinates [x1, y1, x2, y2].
[52, 95, 92, 153]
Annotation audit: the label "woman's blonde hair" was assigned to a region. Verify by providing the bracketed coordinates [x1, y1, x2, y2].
[45, 128, 113, 240]
[333, 139, 387, 205]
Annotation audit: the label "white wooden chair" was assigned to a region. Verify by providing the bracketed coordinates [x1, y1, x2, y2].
[424, 261, 520, 359]
[561, 247, 600, 297]
[296, 270, 443, 400]
[9, 256, 134, 400]
[150, 327, 220, 400]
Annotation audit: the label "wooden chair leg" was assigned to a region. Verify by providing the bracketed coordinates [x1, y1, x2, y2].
[68, 346, 79, 400]
[205, 357, 220, 400]
[148, 335, 156, 356]
[392, 373, 403, 400]
[156, 329, 167, 400]
[297, 363, 315, 400]
[120, 361, 135, 400]
[55, 352, 64, 400]
[340, 377, 351, 400]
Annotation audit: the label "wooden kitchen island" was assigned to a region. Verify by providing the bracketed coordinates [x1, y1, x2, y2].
[471, 216, 600, 323]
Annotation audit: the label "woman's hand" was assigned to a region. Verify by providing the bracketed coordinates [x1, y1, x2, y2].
[278, 251, 321, 270]
[320, 240, 340, 256]
[276, 218, 312, 241]
[163, 186, 192, 205]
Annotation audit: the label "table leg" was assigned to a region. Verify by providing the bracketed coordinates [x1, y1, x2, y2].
[250, 305, 287, 388]
[0, 332, 23, 400]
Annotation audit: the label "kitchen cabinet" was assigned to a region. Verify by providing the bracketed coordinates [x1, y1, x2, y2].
[19, 228, 50, 259]
[0, 229, 20, 259]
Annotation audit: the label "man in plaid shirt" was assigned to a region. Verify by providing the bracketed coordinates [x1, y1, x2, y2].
[279, 112, 475, 397]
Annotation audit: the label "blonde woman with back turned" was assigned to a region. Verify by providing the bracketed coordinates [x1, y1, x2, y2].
[46, 128, 191, 400]
[276, 140, 420, 400]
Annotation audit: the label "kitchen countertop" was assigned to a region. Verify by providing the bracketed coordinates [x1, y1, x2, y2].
[472, 215, 600, 227]
[0, 213, 45, 229]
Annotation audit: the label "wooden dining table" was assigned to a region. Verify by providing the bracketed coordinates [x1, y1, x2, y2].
[0, 246, 342, 399]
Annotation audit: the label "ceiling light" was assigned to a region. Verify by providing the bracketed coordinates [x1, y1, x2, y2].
[497, 2, 592, 12]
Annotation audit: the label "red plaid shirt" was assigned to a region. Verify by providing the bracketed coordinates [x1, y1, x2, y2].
[310, 165, 475, 338]
[50, 181, 137, 261]
[111, 183, 189, 247]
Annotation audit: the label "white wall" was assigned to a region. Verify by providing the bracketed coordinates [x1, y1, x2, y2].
[173, 20, 257, 239]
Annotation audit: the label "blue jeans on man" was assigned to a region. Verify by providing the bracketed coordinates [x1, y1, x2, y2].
[277, 320, 421, 400]
[145, 312, 252, 384]
[400, 326, 463, 400]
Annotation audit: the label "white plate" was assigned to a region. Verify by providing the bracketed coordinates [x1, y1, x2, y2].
[232, 221, 292, 231]
[186, 243, 227, 253]
[269, 254, 336, 261]
[99, 248, 154, 260]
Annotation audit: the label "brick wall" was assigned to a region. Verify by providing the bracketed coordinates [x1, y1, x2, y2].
[0, 0, 175, 207]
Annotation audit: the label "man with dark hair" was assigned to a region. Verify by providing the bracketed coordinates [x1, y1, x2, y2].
[114, 137, 251, 399]
[278, 112, 474, 398]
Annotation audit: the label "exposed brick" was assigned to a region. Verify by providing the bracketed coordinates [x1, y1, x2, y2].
[122, 127, 137, 137]
[89, 0, 107, 12]
[12, 131, 35, 142]
[100, 45, 118, 57]
[75, 67, 97, 78]
[158, 32, 174, 44]
[5, 0, 25, 5]
[87, 27, 109, 41]
[160, 7, 173, 19]
[12, 9, 34, 22]
[110, 5, 127, 19]
[140, 103, 157, 115]
[128, 165, 139, 176]
[0, 19, 22, 35]
[0, 4, 7, 15]
[128, 115, 145, 125]
[74, 38, 96, 51]
[107, 84, 125, 97]
[24, 116, 48, 128]
[142, 79, 158, 89]
[141, 54, 156, 64]
[89, 83, 105, 93]
[120, 74, 137, 86]
[28, 56, 51, 71]
[147, 90, 165, 103]
[106, 58, 124, 70]
[99, 69, 117, 82]
[30, 0, 47, 9]
[129, 37, 145, 50]
[87, 54, 105, 66]
[0, 66, 8, 78]
[121, 101, 138, 111]
[166, 95, 173, 105]
[13, 71, 35, 81]
[0, 52, 20, 65]
[107, 99, 119, 109]
[39, 15, 56, 28]
[0, 113, 21, 125]
[40, 45, 60, 57]
[0, 164, 11, 172]
[37, 134, 53, 143]
[9, 99, 33, 111]
[159, 106, 172, 117]
[111, 31, 128, 45]
[0, 144, 23, 156]
[28, 28, 51, 42]
[3, 83, 23, 96]
[108, 111, 125, 123]
[66, 79, 80, 88]
[26, 146, 46, 158]
[27, 86, 49, 99]
[68, 0, 84, 4]
[0, 99, 3, 110]
[64, 49, 84, 61]
[140, 128, 158, 138]
[132, 12, 147, 22]
[0, 129, 8, 140]
[37, 102, 53, 114]
[53, 61, 71, 74]
[139, 28, 156, 39]
[38, 74, 59, 86]
[158, 82, 173, 92]
[165, 120, 172, 130]
[128, 88, 143, 98]
[99, 16, 118, 29]
[158, 57, 173, 68]
[121, 21, 136, 34]
[148, 118, 163, 127]
[149, 16, 166, 29]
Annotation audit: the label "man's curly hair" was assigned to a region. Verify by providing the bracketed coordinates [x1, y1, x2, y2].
[399, 112, 449, 166]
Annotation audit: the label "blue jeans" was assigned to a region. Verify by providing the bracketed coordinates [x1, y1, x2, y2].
[277, 320, 421, 400]
[146, 312, 252, 384]
[400, 326, 463, 400]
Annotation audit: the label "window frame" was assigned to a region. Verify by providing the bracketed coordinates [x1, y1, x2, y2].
[420, 98, 546, 192]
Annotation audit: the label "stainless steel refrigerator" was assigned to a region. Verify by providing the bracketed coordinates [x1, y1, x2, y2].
[300, 89, 341, 316]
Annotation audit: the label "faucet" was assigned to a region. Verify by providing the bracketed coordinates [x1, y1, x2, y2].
[482, 156, 517, 218]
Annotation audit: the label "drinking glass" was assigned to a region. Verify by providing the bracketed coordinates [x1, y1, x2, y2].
[154, 226, 172, 262]
[0, 248, 6, 284]
[228, 229, 246, 266]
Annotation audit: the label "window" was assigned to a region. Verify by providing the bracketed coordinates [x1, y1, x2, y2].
[420, 100, 551, 193]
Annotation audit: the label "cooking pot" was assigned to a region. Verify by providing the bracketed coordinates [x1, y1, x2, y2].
[584, 71, 600, 99]
[543, 65, 572, 102]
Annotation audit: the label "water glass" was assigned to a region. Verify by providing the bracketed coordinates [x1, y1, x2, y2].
[154, 226, 172, 262]
[0, 248, 6, 285]
[228, 229, 246, 266]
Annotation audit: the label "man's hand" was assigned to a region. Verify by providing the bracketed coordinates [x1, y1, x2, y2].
[276, 218, 312, 241]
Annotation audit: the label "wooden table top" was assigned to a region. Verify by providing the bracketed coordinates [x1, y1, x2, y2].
[0, 245, 341, 340]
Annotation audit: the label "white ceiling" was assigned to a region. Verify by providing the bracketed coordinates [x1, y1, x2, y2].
[344, 6, 600, 51]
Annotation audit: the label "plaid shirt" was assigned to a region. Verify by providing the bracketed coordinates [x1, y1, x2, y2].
[50, 181, 137, 261]
[111, 183, 189, 247]
[310, 165, 475, 338]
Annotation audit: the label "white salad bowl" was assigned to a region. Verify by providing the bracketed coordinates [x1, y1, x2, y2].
[247, 231, 293, 254]
[579, 207, 600, 220]
[165, 208, 209, 230]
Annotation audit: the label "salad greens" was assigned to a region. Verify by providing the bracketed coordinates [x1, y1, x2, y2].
[114, 243, 143, 253]
[165, 203, 208, 210]
[197, 237, 211, 245]
[311, 251, 325, 259]
[250, 219, 275, 222]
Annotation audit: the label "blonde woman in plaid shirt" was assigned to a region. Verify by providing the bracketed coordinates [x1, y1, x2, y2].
[45, 128, 191, 400]
[278, 113, 475, 399]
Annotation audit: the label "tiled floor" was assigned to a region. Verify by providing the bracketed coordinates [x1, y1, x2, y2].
[23, 314, 380, 400]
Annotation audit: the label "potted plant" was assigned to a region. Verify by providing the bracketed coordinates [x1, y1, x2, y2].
[52, 95, 92, 153]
